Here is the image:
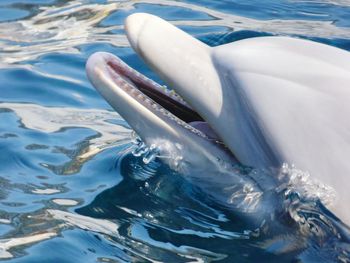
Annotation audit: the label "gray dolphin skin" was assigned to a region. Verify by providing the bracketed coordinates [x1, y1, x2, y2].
[86, 13, 350, 226]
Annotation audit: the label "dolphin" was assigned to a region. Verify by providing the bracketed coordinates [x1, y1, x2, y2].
[86, 13, 350, 226]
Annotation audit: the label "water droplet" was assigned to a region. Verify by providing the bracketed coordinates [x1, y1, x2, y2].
[132, 142, 148, 157]
[131, 131, 142, 145]
[143, 144, 159, 164]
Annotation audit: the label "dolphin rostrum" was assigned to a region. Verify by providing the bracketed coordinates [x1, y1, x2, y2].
[86, 13, 350, 226]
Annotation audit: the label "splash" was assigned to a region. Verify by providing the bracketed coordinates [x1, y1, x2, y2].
[130, 131, 184, 169]
[277, 163, 336, 207]
[131, 133, 160, 165]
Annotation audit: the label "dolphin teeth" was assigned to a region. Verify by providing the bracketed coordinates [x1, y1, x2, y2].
[145, 98, 152, 105]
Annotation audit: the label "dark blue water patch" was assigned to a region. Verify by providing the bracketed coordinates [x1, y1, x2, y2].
[0, 55, 106, 109]
[0, 7, 29, 22]
[0, 67, 84, 107]
[333, 8, 350, 27]
[31, 53, 88, 85]
[100, 3, 215, 27]
[60, 146, 127, 204]
[0, 223, 13, 236]
[79, 42, 129, 59]
[76, 158, 238, 261]
[0, 111, 49, 174]
[0, 108, 127, 213]
[184, 0, 350, 25]
[0, 109, 106, 178]
[0, 197, 44, 214]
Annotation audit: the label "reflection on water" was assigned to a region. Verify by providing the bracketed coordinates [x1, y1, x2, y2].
[0, 0, 350, 262]
[1, 0, 350, 66]
[0, 232, 57, 259]
[0, 103, 130, 156]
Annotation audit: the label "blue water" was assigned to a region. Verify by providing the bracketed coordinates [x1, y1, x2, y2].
[0, 0, 350, 262]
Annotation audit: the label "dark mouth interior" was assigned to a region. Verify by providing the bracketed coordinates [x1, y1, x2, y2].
[106, 57, 220, 141]
[107, 59, 205, 122]
[132, 79, 204, 123]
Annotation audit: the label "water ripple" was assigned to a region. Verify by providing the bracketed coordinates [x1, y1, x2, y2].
[1, 0, 350, 66]
[0, 0, 350, 262]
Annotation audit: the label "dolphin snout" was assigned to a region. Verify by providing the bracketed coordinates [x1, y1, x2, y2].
[125, 13, 152, 53]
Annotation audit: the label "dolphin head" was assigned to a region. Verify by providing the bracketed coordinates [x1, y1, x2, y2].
[85, 15, 277, 224]
[124, 13, 279, 169]
[123, 13, 350, 226]
[86, 10, 350, 231]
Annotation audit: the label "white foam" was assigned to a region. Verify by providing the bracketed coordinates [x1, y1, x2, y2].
[278, 163, 336, 206]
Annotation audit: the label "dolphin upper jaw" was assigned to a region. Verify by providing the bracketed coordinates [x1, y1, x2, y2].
[125, 14, 224, 121]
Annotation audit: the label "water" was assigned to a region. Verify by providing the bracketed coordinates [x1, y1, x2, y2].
[0, 0, 350, 262]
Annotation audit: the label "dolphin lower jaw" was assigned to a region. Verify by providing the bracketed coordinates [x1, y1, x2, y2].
[86, 52, 237, 175]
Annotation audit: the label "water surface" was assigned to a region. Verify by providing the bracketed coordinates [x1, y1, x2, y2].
[0, 0, 350, 262]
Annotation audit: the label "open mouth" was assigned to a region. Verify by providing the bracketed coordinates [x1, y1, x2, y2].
[103, 54, 221, 141]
